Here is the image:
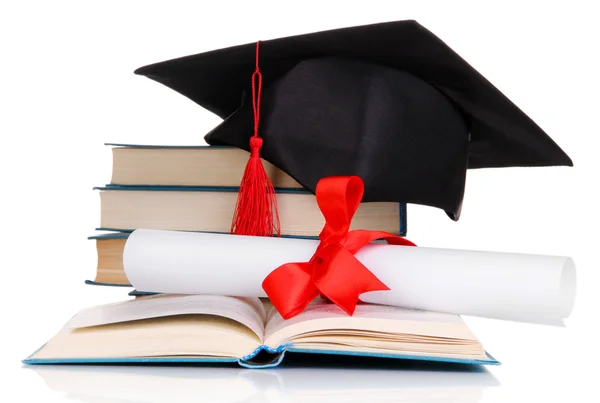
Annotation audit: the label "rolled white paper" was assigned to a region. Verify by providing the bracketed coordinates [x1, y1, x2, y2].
[123, 229, 576, 325]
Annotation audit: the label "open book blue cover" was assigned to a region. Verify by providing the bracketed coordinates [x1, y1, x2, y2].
[24, 346, 499, 369]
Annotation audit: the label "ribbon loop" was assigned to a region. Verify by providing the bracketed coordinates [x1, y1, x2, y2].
[263, 176, 416, 319]
[262, 262, 319, 319]
[317, 176, 364, 242]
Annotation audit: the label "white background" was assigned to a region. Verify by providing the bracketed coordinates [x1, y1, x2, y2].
[1, 1, 598, 402]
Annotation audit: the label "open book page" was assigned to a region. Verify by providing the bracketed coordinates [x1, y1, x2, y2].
[31, 295, 266, 360]
[66, 294, 266, 340]
[264, 300, 486, 359]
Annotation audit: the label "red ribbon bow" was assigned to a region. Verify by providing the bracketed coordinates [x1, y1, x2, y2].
[262, 176, 416, 319]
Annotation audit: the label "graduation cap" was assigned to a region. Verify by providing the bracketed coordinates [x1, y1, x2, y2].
[135, 20, 572, 229]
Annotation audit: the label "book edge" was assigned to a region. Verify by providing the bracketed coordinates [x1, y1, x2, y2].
[23, 345, 499, 367]
[84, 280, 133, 288]
[105, 143, 233, 149]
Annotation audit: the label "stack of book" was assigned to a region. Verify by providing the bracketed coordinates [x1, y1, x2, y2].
[87, 144, 408, 288]
[25, 145, 500, 367]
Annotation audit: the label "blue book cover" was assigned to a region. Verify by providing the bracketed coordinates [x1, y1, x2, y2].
[106, 143, 233, 149]
[128, 289, 156, 297]
[87, 232, 130, 240]
[24, 347, 499, 369]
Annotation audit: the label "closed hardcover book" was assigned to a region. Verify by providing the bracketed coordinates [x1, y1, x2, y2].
[97, 186, 406, 237]
[87, 233, 130, 286]
[107, 144, 303, 189]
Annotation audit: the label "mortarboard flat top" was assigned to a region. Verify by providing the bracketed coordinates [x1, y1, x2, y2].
[135, 20, 572, 220]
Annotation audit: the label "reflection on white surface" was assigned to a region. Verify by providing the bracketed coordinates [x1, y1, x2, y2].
[28, 358, 500, 403]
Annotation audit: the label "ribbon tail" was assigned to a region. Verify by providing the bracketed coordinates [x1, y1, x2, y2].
[313, 246, 389, 316]
[262, 262, 319, 319]
[344, 230, 416, 254]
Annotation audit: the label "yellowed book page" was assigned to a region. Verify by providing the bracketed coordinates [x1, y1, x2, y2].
[95, 238, 127, 284]
[100, 190, 399, 236]
[31, 315, 260, 360]
[66, 294, 266, 341]
[94, 269, 129, 285]
[111, 147, 301, 188]
[264, 300, 483, 357]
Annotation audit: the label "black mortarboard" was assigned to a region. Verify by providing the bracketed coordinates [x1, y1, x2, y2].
[135, 20, 572, 220]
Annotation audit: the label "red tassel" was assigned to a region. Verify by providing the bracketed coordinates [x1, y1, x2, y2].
[230, 41, 281, 237]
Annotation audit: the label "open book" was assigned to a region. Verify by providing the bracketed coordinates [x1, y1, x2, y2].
[24, 294, 498, 368]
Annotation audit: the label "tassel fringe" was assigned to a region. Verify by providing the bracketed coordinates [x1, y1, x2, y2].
[231, 137, 280, 236]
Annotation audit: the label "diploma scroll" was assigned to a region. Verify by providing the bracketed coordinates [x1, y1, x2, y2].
[124, 230, 576, 325]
